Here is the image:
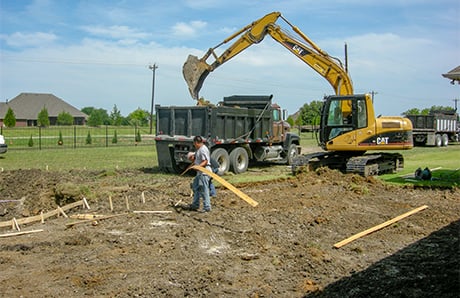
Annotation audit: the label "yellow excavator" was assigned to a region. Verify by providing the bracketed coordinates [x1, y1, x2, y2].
[183, 11, 413, 176]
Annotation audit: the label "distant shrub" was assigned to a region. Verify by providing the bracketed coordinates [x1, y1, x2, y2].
[28, 135, 34, 147]
[86, 131, 92, 145]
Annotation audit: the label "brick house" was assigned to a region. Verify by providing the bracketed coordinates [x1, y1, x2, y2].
[0, 93, 88, 127]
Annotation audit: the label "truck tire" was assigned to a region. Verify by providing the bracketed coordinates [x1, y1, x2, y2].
[435, 134, 442, 147]
[230, 147, 249, 174]
[285, 144, 298, 165]
[441, 134, 449, 147]
[211, 148, 230, 176]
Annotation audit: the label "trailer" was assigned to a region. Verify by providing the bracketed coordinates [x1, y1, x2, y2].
[155, 95, 301, 175]
[407, 112, 458, 146]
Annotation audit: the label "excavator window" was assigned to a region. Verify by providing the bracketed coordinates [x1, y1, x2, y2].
[357, 99, 367, 128]
[325, 98, 357, 140]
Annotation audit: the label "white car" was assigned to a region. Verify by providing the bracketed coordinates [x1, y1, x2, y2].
[0, 134, 7, 154]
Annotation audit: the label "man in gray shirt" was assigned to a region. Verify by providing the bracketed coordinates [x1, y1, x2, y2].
[189, 136, 212, 212]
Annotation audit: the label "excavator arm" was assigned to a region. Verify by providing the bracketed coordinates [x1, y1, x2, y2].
[183, 11, 353, 100]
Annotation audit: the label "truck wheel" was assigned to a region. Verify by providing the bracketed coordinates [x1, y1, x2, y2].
[211, 148, 230, 176]
[435, 134, 442, 147]
[441, 134, 449, 146]
[286, 144, 298, 165]
[230, 147, 249, 174]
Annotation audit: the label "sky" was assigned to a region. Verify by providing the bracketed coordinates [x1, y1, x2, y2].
[1, 0, 459, 118]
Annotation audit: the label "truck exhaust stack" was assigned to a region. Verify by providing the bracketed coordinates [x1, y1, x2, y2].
[182, 55, 210, 100]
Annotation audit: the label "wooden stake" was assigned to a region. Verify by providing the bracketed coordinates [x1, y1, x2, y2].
[174, 199, 183, 207]
[13, 217, 20, 231]
[109, 196, 113, 211]
[141, 192, 146, 204]
[57, 206, 68, 218]
[83, 197, 91, 209]
[333, 205, 429, 249]
[40, 211, 44, 224]
[125, 196, 130, 211]
[0, 229, 44, 238]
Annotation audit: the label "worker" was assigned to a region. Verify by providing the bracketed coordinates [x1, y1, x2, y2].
[187, 136, 212, 212]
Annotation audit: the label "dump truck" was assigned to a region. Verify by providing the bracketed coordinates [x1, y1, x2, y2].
[407, 112, 458, 146]
[155, 95, 300, 175]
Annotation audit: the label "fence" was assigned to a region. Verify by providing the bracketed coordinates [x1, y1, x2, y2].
[0, 125, 155, 150]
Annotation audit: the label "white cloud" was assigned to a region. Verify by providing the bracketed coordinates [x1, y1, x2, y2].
[172, 21, 207, 38]
[80, 25, 150, 41]
[0, 32, 57, 47]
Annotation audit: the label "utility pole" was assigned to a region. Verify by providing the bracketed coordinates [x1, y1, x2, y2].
[149, 63, 158, 134]
[369, 90, 378, 103]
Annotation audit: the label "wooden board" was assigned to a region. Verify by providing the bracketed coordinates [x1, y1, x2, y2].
[333, 205, 428, 248]
[0, 229, 44, 238]
[65, 213, 128, 227]
[190, 165, 259, 207]
[0, 200, 84, 228]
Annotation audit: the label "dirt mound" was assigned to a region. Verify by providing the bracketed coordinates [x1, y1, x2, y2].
[0, 168, 458, 297]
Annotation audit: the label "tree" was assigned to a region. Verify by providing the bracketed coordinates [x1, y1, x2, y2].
[87, 108, 109, 126]
[57, 111, 74, 125]
[112, 130, 118, 144]
[403, 105, 455, 116]
[86, 131, 92, 145]
[37, 107, 50, 127]
[3, 107, 16, 127]
[110, 105, 124, 126]
[128, 108, 150, 126]
[58, 131, 63, 145]
[299, 100, 322, 126]
[135, 130, 142, 143]
[81, 107, 95, 116]
[402, 108, 420, 116]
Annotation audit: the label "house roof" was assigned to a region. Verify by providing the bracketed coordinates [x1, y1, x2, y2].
[0, 93, 88, 119]
[442, 65, 460, 83]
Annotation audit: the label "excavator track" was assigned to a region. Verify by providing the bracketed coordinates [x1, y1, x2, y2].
[292, 152, 404, 177]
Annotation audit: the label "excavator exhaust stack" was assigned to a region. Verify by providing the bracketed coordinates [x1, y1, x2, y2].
[182, 55, 210, 100]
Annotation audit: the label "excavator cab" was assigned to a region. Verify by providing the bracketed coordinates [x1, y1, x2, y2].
[319, 95, 369, 151]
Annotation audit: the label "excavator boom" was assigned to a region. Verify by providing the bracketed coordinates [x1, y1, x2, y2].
[183, 11, 353, 100]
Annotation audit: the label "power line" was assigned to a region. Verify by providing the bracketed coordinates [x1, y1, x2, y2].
[1, 56, 145, 66]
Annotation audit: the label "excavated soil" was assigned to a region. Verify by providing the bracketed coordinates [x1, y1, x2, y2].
[0, 166, 458, 297]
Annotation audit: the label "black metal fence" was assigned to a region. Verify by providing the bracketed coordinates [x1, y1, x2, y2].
[0, 125, 155, 150]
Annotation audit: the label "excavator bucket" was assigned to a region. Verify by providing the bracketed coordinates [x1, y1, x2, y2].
[182, 55, 211, 100]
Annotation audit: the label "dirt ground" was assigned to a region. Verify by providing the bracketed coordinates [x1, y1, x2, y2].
[0, 164, 459, 297]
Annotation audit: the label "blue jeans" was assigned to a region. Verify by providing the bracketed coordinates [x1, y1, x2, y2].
[191, 173, 211, 211]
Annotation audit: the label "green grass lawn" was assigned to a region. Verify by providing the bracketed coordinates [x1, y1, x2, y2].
[0, 145, 157, 171]
[380, 145, 460, 188]
[1, 139, 458, 188]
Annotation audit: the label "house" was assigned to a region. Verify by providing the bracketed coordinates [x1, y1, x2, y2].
[0, 93, 88, 127]
[442, 65, 460, 85]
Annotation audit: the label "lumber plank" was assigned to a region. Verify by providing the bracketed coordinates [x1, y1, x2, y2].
[65, 213, 128, 227]
[133, 210, 173, 214]
[333, 205, 428, 248]
[0, 200, 84, 228]
[190, 165, 259, 207]
[0, 229, 44, 238]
